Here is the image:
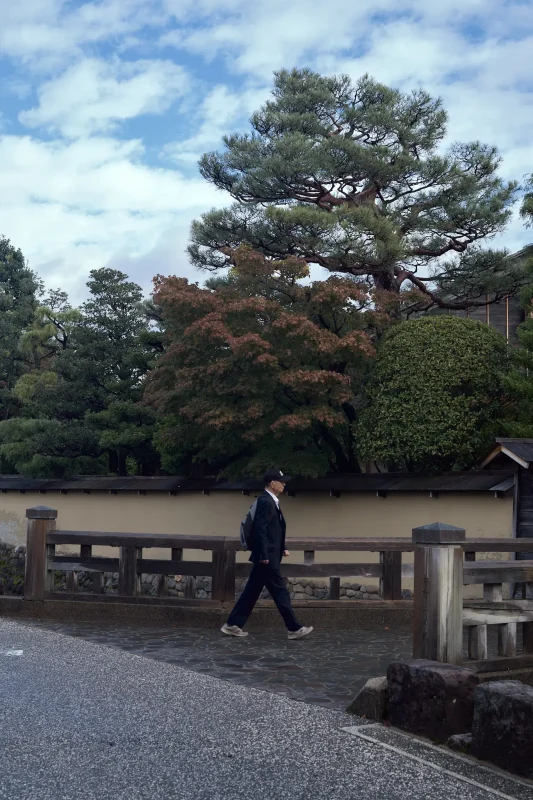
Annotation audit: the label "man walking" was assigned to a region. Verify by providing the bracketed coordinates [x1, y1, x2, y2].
[221, 469, 313, 640]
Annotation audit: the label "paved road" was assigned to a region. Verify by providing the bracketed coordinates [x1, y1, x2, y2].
[26, 620, 513, 711]
[25, 620, 413, 709]
[1, 619, 533, 800]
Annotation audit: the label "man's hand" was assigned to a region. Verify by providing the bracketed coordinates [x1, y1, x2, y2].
[283, 550, 290, 557]
[259, 559, 269, 565]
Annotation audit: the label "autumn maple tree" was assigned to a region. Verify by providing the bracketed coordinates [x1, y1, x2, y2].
[146, 246, 383, 476]
[190, 69, 524, 310]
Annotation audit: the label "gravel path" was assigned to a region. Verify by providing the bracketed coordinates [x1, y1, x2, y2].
[1, 619, 532, 800]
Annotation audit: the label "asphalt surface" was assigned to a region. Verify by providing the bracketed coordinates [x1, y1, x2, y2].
[1, 619, 532, 800]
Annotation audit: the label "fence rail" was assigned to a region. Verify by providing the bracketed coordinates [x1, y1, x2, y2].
[25, 508, 420, 604]
[22, 507, 533, 671]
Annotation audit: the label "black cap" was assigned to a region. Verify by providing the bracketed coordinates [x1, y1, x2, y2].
[263, 469, 292, 485]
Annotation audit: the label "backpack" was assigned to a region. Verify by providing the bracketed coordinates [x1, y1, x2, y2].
[240, 499, 258, 550]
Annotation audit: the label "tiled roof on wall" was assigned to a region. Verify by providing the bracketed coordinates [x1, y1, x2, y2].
[0, 470, 514, 494]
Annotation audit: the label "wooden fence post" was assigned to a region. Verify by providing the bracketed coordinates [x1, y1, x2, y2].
[380, 551, 402, 600]
[212, 547, 236, 602]
[118, 546, 139, 596]
[25, 507, 57, 601]
[412, 522, 465, 665]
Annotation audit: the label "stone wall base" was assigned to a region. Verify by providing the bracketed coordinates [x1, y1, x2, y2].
[0, 596, 413, 630]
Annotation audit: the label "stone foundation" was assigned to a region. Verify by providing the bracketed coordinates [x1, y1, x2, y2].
[471, 681, 533, 777]
[387, 660, 480, 742]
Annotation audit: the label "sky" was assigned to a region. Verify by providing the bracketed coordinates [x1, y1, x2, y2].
[1, 0, 532, 301]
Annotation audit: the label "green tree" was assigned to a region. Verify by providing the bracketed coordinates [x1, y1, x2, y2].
[86, 401, 158, 477]
[356, 316, 508, 472]
[75, 268, 159, 474]
[0, 268, 158, 477]
[16, 290, 82, 384]
[146, 246, 382, 477]
[521, 174, 533, 227]
[190, 69, 523, 312]
[502, 257, 533, 437]
[0, 418, 101, 478]
[0, 237, 41, 423]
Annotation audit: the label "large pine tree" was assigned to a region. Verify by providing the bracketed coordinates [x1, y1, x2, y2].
[190, 69, 523, 312]
[521, 174, 533, 227]
[503, 254, 533, 438]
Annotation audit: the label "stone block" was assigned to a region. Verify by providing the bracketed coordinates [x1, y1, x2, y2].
[346, 676, 387, 720]
[471, 681, 533, 778]
[387, 660, 479, 742]
[446, 733, 472, 754]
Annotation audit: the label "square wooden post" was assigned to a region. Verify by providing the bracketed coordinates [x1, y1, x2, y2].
[412, 522, 465, 665]
[380, 551, 402, 600]
[25, 507, 58, 601]
[118, 546, 139, 596]
[212, 546, 236, 602]
[329, 576, 340, 600]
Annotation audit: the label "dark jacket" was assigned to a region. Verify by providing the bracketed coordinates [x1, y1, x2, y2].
[250, 491, 286, 569]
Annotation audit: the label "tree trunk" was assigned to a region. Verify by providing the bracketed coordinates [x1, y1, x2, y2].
[319, 425, 361, 473]
[109, 450, 118, 474]
[117, 451, 127, 477]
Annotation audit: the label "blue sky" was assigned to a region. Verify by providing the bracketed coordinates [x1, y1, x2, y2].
[0, 0, 532, 300]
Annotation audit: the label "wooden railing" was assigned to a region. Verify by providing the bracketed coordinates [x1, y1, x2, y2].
[23, 507, 415, 604]
[463, 562, 533, 668]
[412, 522, 533, 670]
[23, 507, 533, 671]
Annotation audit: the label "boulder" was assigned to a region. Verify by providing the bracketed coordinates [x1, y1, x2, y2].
[347, 676, 387, 720]
[387, 660, 479, 742]
[446, 733, 472, 754]
[471, 681, 533, 778]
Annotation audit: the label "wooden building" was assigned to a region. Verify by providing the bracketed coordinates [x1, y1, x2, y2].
[436, 245, 533, 344]
[481, 439, 533, 598]
[481, 438, 533, 546]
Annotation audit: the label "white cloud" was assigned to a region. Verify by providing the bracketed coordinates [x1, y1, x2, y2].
[0, 0, 155, 69]
[175, 0, 372, 78]
[163, 83, 271, 163]
[20, 58, 189, 138]
[0, 0, 531, 302]
[166, 0, 525, 78]
[0, 133, 225, 299]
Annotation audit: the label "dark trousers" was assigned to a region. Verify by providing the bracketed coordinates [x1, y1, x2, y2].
[227, 563, 302, 632]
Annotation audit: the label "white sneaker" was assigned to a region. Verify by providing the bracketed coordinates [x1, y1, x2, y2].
[221, 624, 248, 638]
[288, 626, 313, 640]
